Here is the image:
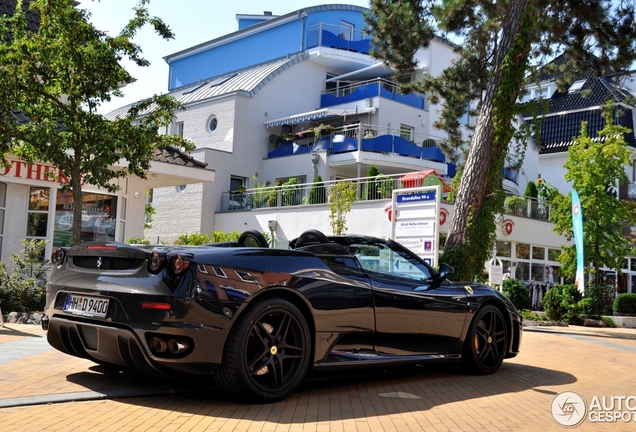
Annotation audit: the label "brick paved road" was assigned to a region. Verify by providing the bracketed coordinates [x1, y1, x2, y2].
[1, 323, 635, 431]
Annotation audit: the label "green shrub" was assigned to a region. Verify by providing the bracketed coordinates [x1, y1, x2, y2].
[308, 176, 326, 204]
[613, 293, 636, 314]
[0, 239, 50, 312]
[579, 283, 615, 317]
[601, 316, 616, 327]
[542, 284, 583, 323]
[502, 278, 531, 311]
[175, 231, 242, 245]
[282, 178, 302, 206]
[519, 309, 550, 322]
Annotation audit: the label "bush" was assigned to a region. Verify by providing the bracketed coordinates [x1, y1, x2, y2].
[613, 293, 636, 314]
[175, 231, 242, 245]
[502, 278, 531, 311]
[0, 239, 50, 312]
[578, 283, 615, 317]
[308, 176, 326, 204]
[542, 284, 583, 323]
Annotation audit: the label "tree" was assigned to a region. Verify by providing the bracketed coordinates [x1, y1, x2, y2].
[328, 181, 357, 235]
[550, 114, 635, 283]
[366, 0, 636, 280]
[0, 0, 194, 245]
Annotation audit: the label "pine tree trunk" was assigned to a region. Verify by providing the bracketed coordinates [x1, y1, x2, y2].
[444, 0, 532, 276]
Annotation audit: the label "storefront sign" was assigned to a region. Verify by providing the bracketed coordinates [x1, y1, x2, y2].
[0, 158, 70, 183]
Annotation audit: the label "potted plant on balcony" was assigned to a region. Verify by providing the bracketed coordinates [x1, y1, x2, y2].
[504, 195, 527, 216]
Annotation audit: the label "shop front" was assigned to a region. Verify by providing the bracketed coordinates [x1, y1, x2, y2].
[0, 149, 214, 263]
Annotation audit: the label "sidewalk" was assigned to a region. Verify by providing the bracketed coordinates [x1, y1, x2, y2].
[1, 323, 635, 431]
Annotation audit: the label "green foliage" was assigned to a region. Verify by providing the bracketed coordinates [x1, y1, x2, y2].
[362, 166, 382, 200]
[550, 115, 636, 280]
[310, 124, 335, 143]
[281, 178, 302, 206]
[502, 278, 531, 311]
[307, 176, 326, 204]
[367, 0, 636, 283]
[613, 293, 636, 314]
[0, 0, 194, 245]
[249, 175, 271, 209]
[175, 231, 242, 245]
[519, 309, 552, 322]
[524, 181, 538, 199]
[601, 316, 616, 327]
[328, 181, 357, 235]
[578, 283, 616, 317]
[0, 239, 50, 312]
[376, 174, 397, 199]
[126, 236, 147, 244]
[542, 284, 583, 323]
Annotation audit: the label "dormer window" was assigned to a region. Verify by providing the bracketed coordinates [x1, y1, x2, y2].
[519, 83, 555, 102]
[568, 79, 586, 93]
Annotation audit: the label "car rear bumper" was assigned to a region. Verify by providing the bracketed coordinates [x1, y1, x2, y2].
[46, 316, 225, 376]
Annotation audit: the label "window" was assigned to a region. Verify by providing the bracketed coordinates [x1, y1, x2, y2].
[548, 248, 561, 261]
[339, 20, 354, 40]
[568, 79, 586, 93]
[53, 191, 117, 246]
[27, 187, 50, 238]
[354, 242, 432, 282]
[515, 243, 530, 259]
[207, 115, 218, 133]
[400, 124, 414, 142]
[175, 121, 184, 138]
[230, 176, 246, 192]
[532, 246, 545, 260]
[0, 182, 5, 257]
[496, 241, 511, 257]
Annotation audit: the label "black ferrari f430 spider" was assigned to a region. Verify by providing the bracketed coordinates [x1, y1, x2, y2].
[43, 229, 522, 402]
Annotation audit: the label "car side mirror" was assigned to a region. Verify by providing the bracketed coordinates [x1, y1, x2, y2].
[437, 263, 454, 280]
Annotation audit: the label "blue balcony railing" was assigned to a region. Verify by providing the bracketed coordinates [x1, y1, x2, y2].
[267, 124, 446, 163]
[306, 23, 372, 54]
[321, 78, 426, 110]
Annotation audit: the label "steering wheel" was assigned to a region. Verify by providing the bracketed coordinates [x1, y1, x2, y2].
[236, 230, 269, 248]
[294, 229, 330, 248]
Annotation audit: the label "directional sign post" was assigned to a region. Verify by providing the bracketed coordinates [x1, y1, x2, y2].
[390, 185, 441, 267]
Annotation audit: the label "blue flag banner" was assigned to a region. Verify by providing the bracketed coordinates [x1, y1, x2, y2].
[572, 189, 585, 292]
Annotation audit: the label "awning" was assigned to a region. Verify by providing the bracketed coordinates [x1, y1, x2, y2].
[265, 107, 376, 128]
[325, 63, 394, 82]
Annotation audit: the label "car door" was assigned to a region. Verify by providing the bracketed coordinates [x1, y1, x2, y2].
[356, 241, 469, 356]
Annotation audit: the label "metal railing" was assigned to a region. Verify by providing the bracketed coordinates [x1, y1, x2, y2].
[221, 175, 553, 223]
[306, 23, 371, 54]
[321, 78, 427, 110]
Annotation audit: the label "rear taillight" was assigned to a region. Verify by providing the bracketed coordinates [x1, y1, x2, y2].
[51, 248, 66, 266]
[170, 254, 192, 275]
[147, 251, 166, 274]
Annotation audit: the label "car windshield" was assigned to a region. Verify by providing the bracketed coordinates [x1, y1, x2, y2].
[346, 238, 433, 282]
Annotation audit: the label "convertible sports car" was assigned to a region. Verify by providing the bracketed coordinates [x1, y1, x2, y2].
[43, 229, 522, 403]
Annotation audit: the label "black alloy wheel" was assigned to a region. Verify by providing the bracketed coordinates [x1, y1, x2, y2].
[462, 305, 508, 375]
[216, 297, 311, 403]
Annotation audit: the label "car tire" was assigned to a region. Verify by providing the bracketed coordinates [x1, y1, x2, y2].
[216, 297, 311, 403]
[461, 305, 508, 375]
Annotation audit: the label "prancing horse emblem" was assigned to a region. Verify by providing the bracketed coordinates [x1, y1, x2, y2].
[97, 257, 102, 269]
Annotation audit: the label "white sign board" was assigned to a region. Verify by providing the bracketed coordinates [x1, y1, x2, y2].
[391, 185, 441, 267]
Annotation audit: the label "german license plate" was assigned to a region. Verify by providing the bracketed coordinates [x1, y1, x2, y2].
[64, 294, 109, 318]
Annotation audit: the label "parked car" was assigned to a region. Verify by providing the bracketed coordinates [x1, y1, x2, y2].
[43, 229, 522, 403]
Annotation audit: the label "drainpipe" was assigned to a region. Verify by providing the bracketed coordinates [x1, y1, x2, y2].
[298, 10, 305, 51]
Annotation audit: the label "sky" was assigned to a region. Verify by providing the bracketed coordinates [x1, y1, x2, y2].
[81, 1, 371, 114]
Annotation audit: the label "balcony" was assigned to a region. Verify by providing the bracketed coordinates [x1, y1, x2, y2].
[267, 124, 445, 163]
[220, 172, 553, 221]
[306, 23, 372, 55]
[321, 78, 426, 110]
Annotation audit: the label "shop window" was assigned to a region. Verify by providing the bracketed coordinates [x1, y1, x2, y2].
[496, 241, 511, 257]
[515, 262, 530, 280]
[53, 191, 117, 247]
[532, 246, 545, 260]
[26, 187, 50, 238]
[531, 263, 545, 281]
[548, 248, 561, 261]
[515, 243, 530, 259]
